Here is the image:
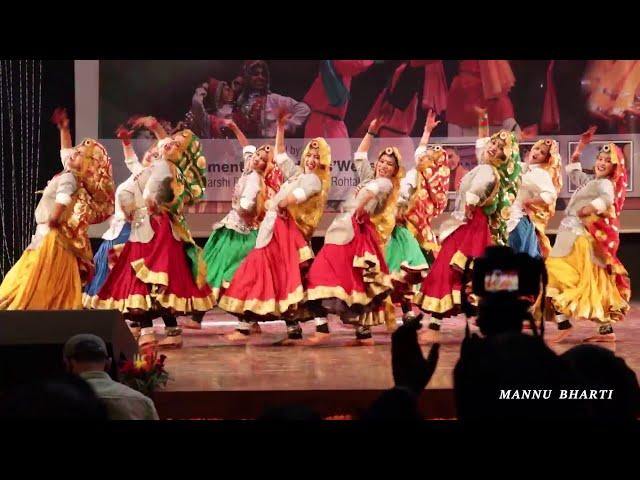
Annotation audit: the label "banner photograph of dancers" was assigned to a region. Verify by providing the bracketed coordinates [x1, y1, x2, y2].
[0, 59, 639, 421]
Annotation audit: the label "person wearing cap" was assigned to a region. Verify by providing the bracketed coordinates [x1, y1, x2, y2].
[190, 78, 236, 139]
[63, 334, 159, 420]
[233, 60, 310, 139]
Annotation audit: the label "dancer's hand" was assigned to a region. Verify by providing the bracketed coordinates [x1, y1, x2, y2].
[131, 116, 159, 131]
[520, 124, 538, 141]
[51, 108, 69, 129]
[354, 205, 367, 223]
[392, 321, 440, 395]
[277, 198, 289, 218]
[425, 109, 441, 133]
[277, 110, 293, 126]
[579, 126, 597, 147]
[578, 205, 597, 217]
[368, 118, 383, 135]
[116, 125, 134, 144]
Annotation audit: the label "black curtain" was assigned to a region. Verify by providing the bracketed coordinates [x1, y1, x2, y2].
[0, 60, 74, 278]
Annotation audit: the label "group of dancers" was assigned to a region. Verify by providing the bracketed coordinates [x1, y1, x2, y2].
[0, 105, 631, 349]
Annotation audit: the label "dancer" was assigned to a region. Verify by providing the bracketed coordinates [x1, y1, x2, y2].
[234, 60, 310, 138]
[218, 112, 331, 342]
[190, 78, 237, 139]
[356, 61, 448, 138]
[447, 60, 520, 137]
[546, 129, 630, 343]
[303, 60, 373, 138]
[507, 138, 561, 258]
[95, 117, 215, 349]
[189, 120, 282, 330]
[304, 117, 402, 345]
[414, 110, 521, 342]
[390, 110, 450, 322]
[0, 108, 115, 310]
[83, 125, 154, 308]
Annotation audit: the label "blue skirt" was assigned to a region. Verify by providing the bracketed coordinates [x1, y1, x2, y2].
[509, 216, 540, 258]
[84, 223, 132, 300]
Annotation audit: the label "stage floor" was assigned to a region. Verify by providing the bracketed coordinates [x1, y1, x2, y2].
[152, 303, 640, 419]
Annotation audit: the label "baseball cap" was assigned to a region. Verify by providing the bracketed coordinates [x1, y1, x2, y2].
[63, 334, 109, 360]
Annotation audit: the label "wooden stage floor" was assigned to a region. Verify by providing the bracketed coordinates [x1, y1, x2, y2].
[152, 304, 640, 419]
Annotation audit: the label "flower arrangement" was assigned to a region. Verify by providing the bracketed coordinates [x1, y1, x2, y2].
[119, 352, 169, 397]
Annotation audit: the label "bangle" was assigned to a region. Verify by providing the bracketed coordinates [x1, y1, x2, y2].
[367, 131, 377, 137]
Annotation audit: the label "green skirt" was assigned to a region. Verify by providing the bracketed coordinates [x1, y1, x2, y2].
[385, 225, 429, 274]
[202, 227, 258, 299]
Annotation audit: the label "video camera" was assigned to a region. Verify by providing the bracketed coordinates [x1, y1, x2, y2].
[470, 246, 546, 299]
[461, 246, 548, 336]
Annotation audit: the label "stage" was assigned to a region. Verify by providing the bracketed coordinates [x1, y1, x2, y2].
[152, 303, 640, 419]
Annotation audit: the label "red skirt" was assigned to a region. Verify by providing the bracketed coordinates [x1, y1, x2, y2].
[217, 214, 314, 321]
[414, 209, 492, 317]
[306, 215, 393, 325]
[95, 213, 215, 315]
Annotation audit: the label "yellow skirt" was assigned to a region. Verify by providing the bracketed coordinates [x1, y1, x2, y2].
[546, 235, 628, 324]
[0, 230, 82, 310]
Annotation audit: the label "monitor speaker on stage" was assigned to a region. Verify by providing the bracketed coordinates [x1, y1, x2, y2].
[0, 310, 137, 391]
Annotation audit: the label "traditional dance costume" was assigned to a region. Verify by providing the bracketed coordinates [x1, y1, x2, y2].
[83, 144, 148, 307]
[218, 138, 331, 338]
[389, 143, 450, 270]
[305, 146, 403, 340]
[387, 144, 450, 318]
[414, 131, 521, 329]
[356, 61, 448, 138]
[546, 143, 630, 338]
[202, 144, 282, 301]
[0, 141, 115, 310]
[95, 130, 215, 346]
[447, 60, 519, 137]
[507, 139, 561, 258]
[303, 60, 373, 138]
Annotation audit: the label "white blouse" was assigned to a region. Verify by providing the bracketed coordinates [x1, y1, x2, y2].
[28, 149, 78, 250]
[214, 146, 263, 234]
[550, 162, 615, 258]
[324, 151, 393, 246]
[254, 151, 322, 248]
[101, 153, 144, 241]
[507, 164, 556, 233]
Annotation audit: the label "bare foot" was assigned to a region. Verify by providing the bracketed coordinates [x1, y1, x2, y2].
[129, 326, 141, 339]
[249, 323, 262, 335]
[272, 337, 303, 346]
[418, 329, 441, 344]
[344, 337, 375, 347]
[181, 318, 202, 330]
[158, 335, 183, 349]
[583, 333, 616, 343]
[547, 329, 573, 344]
[301, 332, 331, 346]
[138, 334, 157, 352]
[225, 330, 250, 342]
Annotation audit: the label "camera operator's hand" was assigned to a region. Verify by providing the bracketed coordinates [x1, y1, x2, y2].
[392, 322, 440, 395]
